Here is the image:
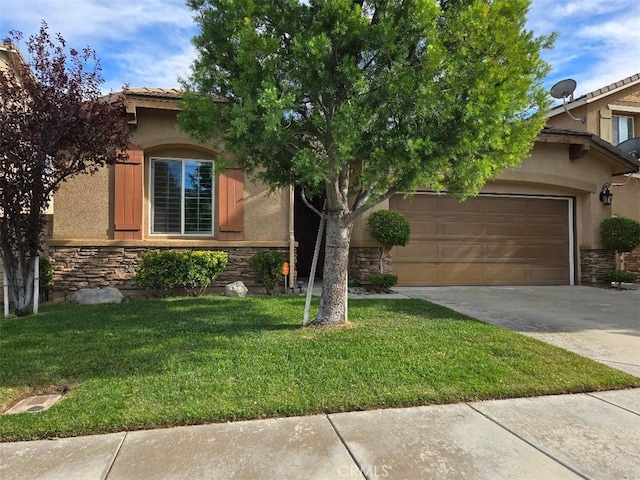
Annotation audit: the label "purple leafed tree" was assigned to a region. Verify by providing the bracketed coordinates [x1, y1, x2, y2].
[0, 22, 130, 316]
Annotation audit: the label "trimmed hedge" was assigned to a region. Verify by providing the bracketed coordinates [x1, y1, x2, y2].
[250, 250, 286, 295]
[367, 273, 398, 293]
[135, 250, 228, 297]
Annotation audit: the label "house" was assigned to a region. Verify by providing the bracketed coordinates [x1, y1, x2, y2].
[47, 85, 638, 295]
[545, 74, 640, 274]
[3, 37, 639, 295]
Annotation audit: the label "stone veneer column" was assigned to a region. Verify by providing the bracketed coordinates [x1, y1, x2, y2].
[579, 248, 615, 284]
[348, 247, 392, 285]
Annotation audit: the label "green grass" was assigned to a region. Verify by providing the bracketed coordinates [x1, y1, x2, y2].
[1, 296, 638, 441]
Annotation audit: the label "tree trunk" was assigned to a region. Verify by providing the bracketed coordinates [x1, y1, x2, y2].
[1, 250, 35, 317]
[311, 209, 354, 327]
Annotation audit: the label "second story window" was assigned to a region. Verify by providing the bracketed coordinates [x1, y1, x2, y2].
[612, 115, 634, 145]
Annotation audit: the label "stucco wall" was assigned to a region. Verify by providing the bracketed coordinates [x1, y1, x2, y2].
[244, 180, 290, 242]
[51, 106, 290, 243]
[612, 174, 640, 222]
[53, 166, 111, 239]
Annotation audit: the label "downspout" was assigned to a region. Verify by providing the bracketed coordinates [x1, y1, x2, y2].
[288, 185, 296, 293]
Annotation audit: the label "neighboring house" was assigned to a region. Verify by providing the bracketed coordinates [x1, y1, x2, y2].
[546, 73, 640, 274]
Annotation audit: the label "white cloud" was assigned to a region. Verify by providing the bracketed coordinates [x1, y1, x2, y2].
[528, 0, 640, 96]
[3, 0, 640, 95]
[2, 0, 195, 43]
[2, 0, 198, 90]
[551, 0, 627, 17]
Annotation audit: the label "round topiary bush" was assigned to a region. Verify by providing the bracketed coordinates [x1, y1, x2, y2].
[366, 210, 411, 274]
[600, 217, 640, 255]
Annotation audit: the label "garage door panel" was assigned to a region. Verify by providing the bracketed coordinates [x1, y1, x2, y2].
[484, 265, 527, 283]
[440, 197, 482, 214]
[484, 199, 526, 215]
[527, 200, 566, 215]
[442, 221, 482, 236]
[525, 224, 567, 238]
[484, 223, 528, 237]
[442, 244, 483, 259]
[529, 267, 569, 283]
[484, 244, 529, 259]
[391, 194, 571, 286]
[397, 243, 438, 259]
[438, 265, 485, 283]
[394, 264, 440, 285]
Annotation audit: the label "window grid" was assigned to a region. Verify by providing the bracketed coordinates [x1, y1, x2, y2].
[151, 158, 214, 236]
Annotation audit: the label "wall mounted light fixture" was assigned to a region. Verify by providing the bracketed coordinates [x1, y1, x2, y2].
[599, 183, 613, 205]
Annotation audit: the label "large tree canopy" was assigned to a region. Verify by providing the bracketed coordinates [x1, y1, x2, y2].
[0, 23, 129, 316]
[180, 0, 554, 326]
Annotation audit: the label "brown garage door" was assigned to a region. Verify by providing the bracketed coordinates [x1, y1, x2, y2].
[390, 194, 571, 286]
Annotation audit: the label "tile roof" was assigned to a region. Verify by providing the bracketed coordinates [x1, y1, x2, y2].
[125, 87, 184, 99]
[581, 73, 640, 102]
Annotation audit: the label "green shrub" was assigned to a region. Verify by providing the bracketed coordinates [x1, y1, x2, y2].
[135, 250, 228, 297]
[603, 269, 639, 289]
[250, 251, 286, 295]
[367, 210, 411, 273]
[600, 217, 640, 254]
[367, 210, 411, 250]
[367, 273, 398, 293]
[38, 256, 54, 291]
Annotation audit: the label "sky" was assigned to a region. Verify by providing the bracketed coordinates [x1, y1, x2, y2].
[1, 0, 639, 98]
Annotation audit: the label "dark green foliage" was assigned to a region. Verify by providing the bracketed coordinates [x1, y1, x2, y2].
[367, 210, 411, 274]
[135, 250, 228, 297]
[179, 0, 554, 323]
[250, 251, 287, 294]
[367, 210, 411, 250]
[600, 217, 640, 254]
[38, 257, 54, 291]
[603, 270, 639, 289]
[367, 273, 398, 293]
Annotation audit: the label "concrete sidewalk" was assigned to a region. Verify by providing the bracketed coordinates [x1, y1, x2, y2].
[1, 388, 639, 479]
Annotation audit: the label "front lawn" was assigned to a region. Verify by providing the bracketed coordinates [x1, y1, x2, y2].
[1, 296, 638, 441]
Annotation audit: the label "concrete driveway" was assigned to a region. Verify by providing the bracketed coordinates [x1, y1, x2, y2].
[394, 285, 640, 377]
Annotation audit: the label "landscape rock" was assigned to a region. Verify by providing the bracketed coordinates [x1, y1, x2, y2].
[71, 287, 124, 305]
[225, 281, 248, 298]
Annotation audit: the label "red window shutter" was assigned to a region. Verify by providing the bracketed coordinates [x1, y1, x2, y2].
[114, 144, 143, 240]
[218, 168, 244, 240]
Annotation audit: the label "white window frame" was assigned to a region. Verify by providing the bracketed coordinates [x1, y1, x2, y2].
[612, 115, 634, 146]
[149, 157, 215, 236]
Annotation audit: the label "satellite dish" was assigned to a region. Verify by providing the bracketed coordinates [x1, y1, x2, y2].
[550, 78, 577, 100]
[550, 78, 585, 123]
[617, 137, 640, 158]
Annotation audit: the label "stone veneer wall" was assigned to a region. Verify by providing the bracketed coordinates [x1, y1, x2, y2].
[579, 248, 615, 284]
[624, 248, 640, 274]
[349, 247, 392, 285]
[47, 246, 291, 294]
